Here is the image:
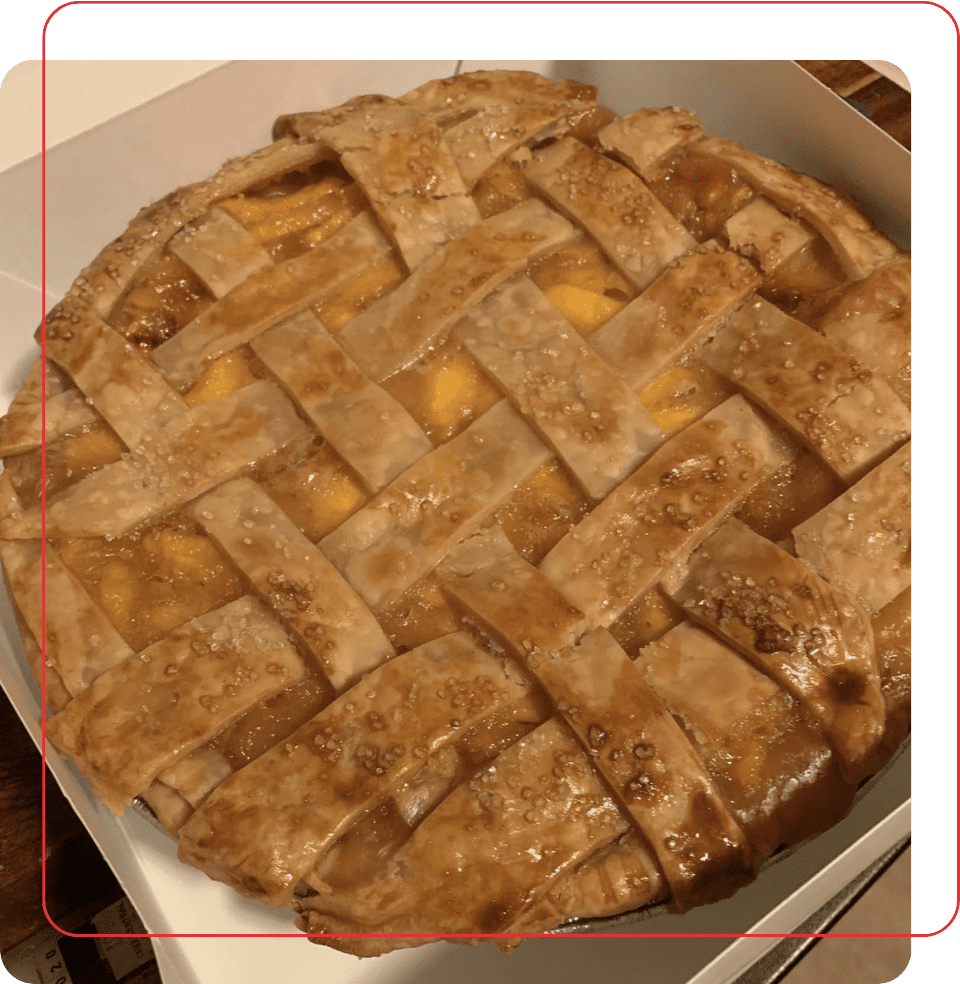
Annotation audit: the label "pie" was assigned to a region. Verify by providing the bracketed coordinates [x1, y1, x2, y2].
[0, 69, 910, 954]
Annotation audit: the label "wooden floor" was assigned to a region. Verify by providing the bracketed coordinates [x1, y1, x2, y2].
[0, 688, 121, 955]
[795, 60, 911, 149]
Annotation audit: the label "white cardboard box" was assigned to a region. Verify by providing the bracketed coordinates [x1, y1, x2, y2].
[0, 61, 911, 984]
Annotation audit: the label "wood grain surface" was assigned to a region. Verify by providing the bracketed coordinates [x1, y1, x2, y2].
[0, 687, 121, 954]
[796, 60, 911, 149]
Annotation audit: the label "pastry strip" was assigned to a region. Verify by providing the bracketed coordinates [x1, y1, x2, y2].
[439, 525, 591, 654]
[157, 747, 234, 810]
[598, 107, 704, 179]
[663, 517, 884, 783]
[294, 718, 628, 948]
[457, 276, 663, 500]
[191, 477, 394, 692]
[870, 589, 911, 767]
[540, 395, 789, 626]
[74, 137, 333, 318]
[541, 628, 754, 911]
[300, 758, 464, 902]
[793, 442, 910, 617]
[43, 391, 101, 445]
[152, 212, 395, 388]
[701, 297, 910, 483]
[251, 310, 432, 492]
[509, 830, 663, 935]
[324, 112, 481, 269]
[28, 380, 310, 540]
[336, 199, 577, 382]
[0, 358, 45, 455]
[689, 136, 898, 279]
[399, 70, 597, 123]
[440, 532, 752, 911]
[272, 93, 410, 141]
[168, 207, 274, 297]
[6, 356, 53, 408]
[321, 401, 552, 610]
[444, 98, 599, 189]
[157, 668, 333, 817]
[10, 606, 71, 713]
[2, 359, 68, 434]
[0, 539, 133, 696]
[816, 255, 911, 406]
[303, 689, 548, 899]
[46, 596, 304, 814]
[638, 622, 855, 858]
[723, 197, 814, 273]
[139, 781, 194, 835]
[525, 137, 696, 290]
[177, 631, 531, 907]
[43, 295, 187, 448]
[0, 379, 99, 457]
[590, 241, 761, 391]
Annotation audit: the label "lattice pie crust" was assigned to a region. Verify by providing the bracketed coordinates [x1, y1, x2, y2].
[0, 70, 910, 954]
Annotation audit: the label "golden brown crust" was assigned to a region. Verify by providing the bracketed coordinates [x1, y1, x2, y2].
[70, 139, 334, 321]
[0, 69, 909, 953]
[688, 136, 898, 279]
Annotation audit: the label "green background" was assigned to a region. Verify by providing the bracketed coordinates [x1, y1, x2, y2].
[0, 0, 960, 982]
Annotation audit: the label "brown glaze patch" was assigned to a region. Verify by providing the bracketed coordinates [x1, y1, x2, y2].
[112, 253, 214, 349]
[609, 587, 684, 656]
[471, 160, 532, 219]
[212, 669, 334, 770]
[377, 574, 461, 654]
[648, 152, 754, 242]
[825, 665, 869, 707]
[253, 435, 369, 542]
[735, 440, 846, 544]
[688, 789, 724, 837]
[760, 237, 849, 321]
[479, 897, 522, 934]
[493, 460, 591, 565]
[527, 237, 637, 309]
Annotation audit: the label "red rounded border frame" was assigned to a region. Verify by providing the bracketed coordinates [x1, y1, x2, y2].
[31, 0, 953, 947]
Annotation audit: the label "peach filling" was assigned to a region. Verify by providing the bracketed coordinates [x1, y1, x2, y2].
[112, 253, 213, 349]
[57, 518, 245, 653]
